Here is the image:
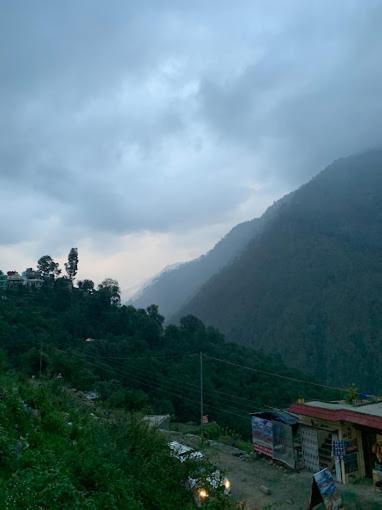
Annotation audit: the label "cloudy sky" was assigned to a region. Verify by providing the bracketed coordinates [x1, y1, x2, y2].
[1, 0, 382, 296]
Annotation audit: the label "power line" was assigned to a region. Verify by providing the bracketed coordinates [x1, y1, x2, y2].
[52, 348, 251, 421]
[74, 347, 341, 394]
[52, 347, 330, 417]
[52, 347, 343, 425]
[81, 350, 199, 362]
[97, 355, 268, 412]
[204, 354, 345, 393]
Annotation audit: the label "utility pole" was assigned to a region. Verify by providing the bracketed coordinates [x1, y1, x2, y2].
[39, 341, 43, 377]
[200, 351, 204, 442]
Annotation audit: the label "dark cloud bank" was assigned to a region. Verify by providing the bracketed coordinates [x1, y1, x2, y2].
[1, 0, 382, 252]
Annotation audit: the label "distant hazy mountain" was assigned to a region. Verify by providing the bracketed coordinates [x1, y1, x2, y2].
[131, 190, 291, 317]
[177, 149, 382, 391]
[131, 219, 262, 317]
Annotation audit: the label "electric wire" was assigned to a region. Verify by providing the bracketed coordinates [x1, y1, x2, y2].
[52, 347, 335, 417]
[52, 348, 252, 421]
[204, 354, 345, 393]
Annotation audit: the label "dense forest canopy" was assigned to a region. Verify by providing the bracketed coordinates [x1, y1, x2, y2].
[177, 150, 382, 391]
[0, 250, 336, 437]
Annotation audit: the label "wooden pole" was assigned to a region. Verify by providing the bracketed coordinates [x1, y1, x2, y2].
[200, 352, 204, 442]
[39, 341, 43, 377]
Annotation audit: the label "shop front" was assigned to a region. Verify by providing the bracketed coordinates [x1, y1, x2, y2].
[289, 399, 382, 490]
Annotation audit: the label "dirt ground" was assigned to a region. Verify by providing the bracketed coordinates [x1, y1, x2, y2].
[165, 431, 382, 510]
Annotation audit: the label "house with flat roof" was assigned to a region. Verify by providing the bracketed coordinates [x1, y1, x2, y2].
[289, 399, 382, 487]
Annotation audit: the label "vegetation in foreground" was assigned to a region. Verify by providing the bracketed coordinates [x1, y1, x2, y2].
[0, 252, 336, 508]
[0, 372, 199, 509]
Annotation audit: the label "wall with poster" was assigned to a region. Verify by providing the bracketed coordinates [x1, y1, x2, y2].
[251, 416, 273, 457]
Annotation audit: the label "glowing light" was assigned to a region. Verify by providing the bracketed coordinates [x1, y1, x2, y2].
[198, 488, 208, 499]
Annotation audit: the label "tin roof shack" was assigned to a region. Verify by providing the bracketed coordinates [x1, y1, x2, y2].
[289, 400, 382, 487]
[250, 410, 301, 469]
[143, 414, 171, 431]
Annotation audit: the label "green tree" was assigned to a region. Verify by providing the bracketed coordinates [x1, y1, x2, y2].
[65, 248, 79, 282]
[37, 255, 61, 280]
[78, 279, 95, 293]
[98, 278, 121, 306]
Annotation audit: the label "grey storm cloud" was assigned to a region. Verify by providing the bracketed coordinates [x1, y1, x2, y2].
[1, 0, 382, 248]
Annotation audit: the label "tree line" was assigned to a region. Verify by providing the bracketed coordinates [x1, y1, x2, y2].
[0, 252, 336, 438]
[1, 248, 121, 305]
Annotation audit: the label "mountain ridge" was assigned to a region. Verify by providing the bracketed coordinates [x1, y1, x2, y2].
[176, 149, 382, 390]
[131, 190, 294, 318]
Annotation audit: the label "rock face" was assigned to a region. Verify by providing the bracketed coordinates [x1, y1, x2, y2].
[177, 149, 382, 390]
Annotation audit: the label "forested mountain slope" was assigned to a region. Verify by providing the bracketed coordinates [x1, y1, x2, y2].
[132, 195, 290, 319]
[131, 220, 261, 318]
[177, 149, 382, 391]
[0, 285, 333, 439]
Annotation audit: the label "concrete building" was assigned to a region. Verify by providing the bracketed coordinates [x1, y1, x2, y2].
[0, 269, 44, 290]
[6, 271, 25, 288]
[22, 268, 44, 288]
[289, 400, 382, 487]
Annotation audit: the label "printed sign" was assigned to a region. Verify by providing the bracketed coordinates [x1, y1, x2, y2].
[251, 416, 273, 457]
[308, 468, 343, 510]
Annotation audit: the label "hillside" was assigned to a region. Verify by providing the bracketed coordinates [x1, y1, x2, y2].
[0, 282, 334, 440]
[0, 373, 198, 510]
[131, 220, 260, 317]
[177, 149, 382, 391]
[131, 196, 289, 319]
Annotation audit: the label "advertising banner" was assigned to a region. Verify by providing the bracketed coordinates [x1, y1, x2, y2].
[251, 416, 273, 457]
[308, 468, 343, 510]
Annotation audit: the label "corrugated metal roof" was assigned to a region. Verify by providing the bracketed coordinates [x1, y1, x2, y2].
[302, 401, 382, 418]
[289, 401, 382, 430]
[250, 409, 299, 425]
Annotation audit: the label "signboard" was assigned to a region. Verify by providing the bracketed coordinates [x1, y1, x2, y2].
[301, 426, 320, 472]
[272, 421, 295, 469]
[308, 468, 343, 510]
[251, 416, 273, 457]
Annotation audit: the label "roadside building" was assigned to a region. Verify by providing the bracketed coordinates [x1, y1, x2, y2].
[143, 414, 171, 430]
[289, 400, 382, 487]
[250, 410, 302, 469]
[22, 268, 44, 289]
[6, 271, 25, 288]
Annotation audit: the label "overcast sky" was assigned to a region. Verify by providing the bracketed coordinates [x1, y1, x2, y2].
[1, 0, 382, 296]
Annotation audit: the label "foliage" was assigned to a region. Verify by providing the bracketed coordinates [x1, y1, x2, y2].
[0, 373, 196, 510]
[0, 261, 336, 509]
[78, 279, 95, 293]
[98, 278, 121, 306]
[178, 150, 382, 392]
[0, 285, 334, 439]
[345, 384, 359, 404]
[65, 248, 79, 281]
[37, 255, 61, 280]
